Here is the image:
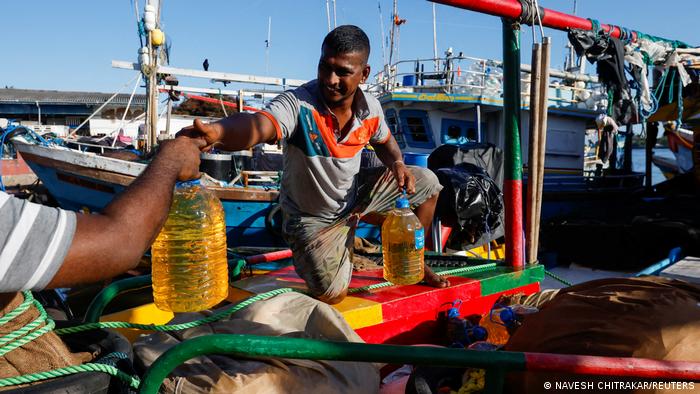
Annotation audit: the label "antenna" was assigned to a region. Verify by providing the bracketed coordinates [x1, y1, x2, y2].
[265, 16, 271, 75]
[432, 3, 438, 71]
[326, 0, 331, 32]
[378, 1, 387, 67]
[332, 0, 337, 28]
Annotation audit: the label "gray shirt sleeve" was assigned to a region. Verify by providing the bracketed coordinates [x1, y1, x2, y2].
[261, 90, 300, 141]
[370, 113, 391, 144]
[0, 192, 77, 292]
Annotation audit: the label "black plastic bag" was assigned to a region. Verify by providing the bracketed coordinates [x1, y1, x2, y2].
[435, 163, 503, 248]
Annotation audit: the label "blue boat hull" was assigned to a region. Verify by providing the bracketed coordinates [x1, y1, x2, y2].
[25, 160, 287, 247]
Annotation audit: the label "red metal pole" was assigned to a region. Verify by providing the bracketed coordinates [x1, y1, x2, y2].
[245, 249, 293, 264]
[430, 0, 680, 43]
[526, 352, 700, 380]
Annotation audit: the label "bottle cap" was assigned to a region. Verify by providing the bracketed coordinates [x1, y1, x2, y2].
[395, 189, 410, 208]
[176, 178, 201, 188]
[395, 196, 410, 209]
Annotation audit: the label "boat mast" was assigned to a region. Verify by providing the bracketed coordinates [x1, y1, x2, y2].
[388, 0, 397, 65]
[145, 0, 161, 151]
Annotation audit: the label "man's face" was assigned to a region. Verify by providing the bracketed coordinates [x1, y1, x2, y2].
[317, 45, 370, 107]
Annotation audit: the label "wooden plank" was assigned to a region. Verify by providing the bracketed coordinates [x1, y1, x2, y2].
[21, 151, 135, 186]
[209, 185, 279, 202]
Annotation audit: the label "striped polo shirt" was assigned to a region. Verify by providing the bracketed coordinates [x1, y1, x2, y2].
[0, 191, 76, 292]
[261, 80, 391, 219]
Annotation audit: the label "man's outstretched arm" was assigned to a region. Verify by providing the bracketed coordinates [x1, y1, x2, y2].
[177, 113, 278, 152]
[46, 137, 204, 288]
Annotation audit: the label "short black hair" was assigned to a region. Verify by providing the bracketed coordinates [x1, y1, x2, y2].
[322, 25, 370, 61]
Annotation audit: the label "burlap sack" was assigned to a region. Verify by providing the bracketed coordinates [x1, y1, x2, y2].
[0, 292, 90, 382]
[505, 277, 700, 393]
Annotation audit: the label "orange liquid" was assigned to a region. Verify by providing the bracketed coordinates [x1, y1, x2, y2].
[382, 207, 425, 285]
[151, 184, 228, 312]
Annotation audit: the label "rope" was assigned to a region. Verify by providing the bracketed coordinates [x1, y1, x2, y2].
[0, 362, 140, 389]
[677, 70, 684, 126]
[0, 292, 55, 358]
[54, 287, 296, 335]
[218, 89, 228, 117]
[544, 270, 572, 287]
[588, 19, 601, 37]
[348, 262, 499, 294]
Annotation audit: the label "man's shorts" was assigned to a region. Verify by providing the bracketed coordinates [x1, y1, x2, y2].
[282, 166, 443, 299]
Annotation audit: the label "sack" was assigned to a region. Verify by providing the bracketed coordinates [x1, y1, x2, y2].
[504, 277, 700, 393]
[134, 292, 380, 394]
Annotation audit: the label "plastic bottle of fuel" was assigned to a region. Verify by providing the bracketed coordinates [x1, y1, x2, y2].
[382, 193, 425, 285]
[151, 179, 228, 312]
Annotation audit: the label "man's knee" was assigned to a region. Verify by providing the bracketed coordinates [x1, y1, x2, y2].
[410, 166, 441, 190]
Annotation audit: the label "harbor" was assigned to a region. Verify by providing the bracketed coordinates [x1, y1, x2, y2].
[1, 0, 700, 392]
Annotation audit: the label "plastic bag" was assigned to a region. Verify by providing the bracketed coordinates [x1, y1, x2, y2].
[435, 163, 503, 248]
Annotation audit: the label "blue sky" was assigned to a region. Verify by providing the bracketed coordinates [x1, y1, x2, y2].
[1, 0, 697, 93]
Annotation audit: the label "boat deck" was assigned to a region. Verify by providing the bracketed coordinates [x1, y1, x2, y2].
[228, 263, 543, 344]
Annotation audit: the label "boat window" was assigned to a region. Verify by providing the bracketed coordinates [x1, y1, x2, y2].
[385, 109, 405, 148]
[399, 110, 435, 149]
[441, 118, 479, 145]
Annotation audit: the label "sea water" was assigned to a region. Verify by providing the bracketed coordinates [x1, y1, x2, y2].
[151, 180, 228, 312]
[381, 197, 425, 285]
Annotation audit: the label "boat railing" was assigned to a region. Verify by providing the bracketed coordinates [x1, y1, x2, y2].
[367, 56, 606, 111]
[538, 172, 646, 191]
[64, 139, 129, 155]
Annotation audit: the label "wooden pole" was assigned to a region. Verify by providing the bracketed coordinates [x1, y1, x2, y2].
[146, 35, 158, 151]
[533, 37, 551, 261]
[165, 98, 172, 138]
[525, 43, 542, 265]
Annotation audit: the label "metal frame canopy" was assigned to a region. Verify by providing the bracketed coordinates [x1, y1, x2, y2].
[428, 0, 687, 268]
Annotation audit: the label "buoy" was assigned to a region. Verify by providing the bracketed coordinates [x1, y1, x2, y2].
[143, 5, 156, 31]
[138, 46, 150, 66]
[151, 29, 164, 46]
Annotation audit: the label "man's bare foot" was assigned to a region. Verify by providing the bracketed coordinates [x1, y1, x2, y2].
[423, 266, 450, 288]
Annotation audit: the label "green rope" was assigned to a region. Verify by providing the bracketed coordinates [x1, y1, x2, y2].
[348, 262, 499, 294]
[0, 292, 55, 357]
[4, 261, 502, 389]
[668, 69, 676, 104]
[0, 363, 140, 389]
[54, 287, 296, 335]
[544, 270, 572, 287]
[0, 295, 32, 327]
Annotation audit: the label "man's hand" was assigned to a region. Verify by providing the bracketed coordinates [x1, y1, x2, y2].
[392, 161, 416, 194]
[157, 137, 206, 181]
[176, 119, 223, 151]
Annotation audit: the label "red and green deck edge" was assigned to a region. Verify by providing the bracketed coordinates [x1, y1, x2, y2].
[230, 263, 544, 345]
